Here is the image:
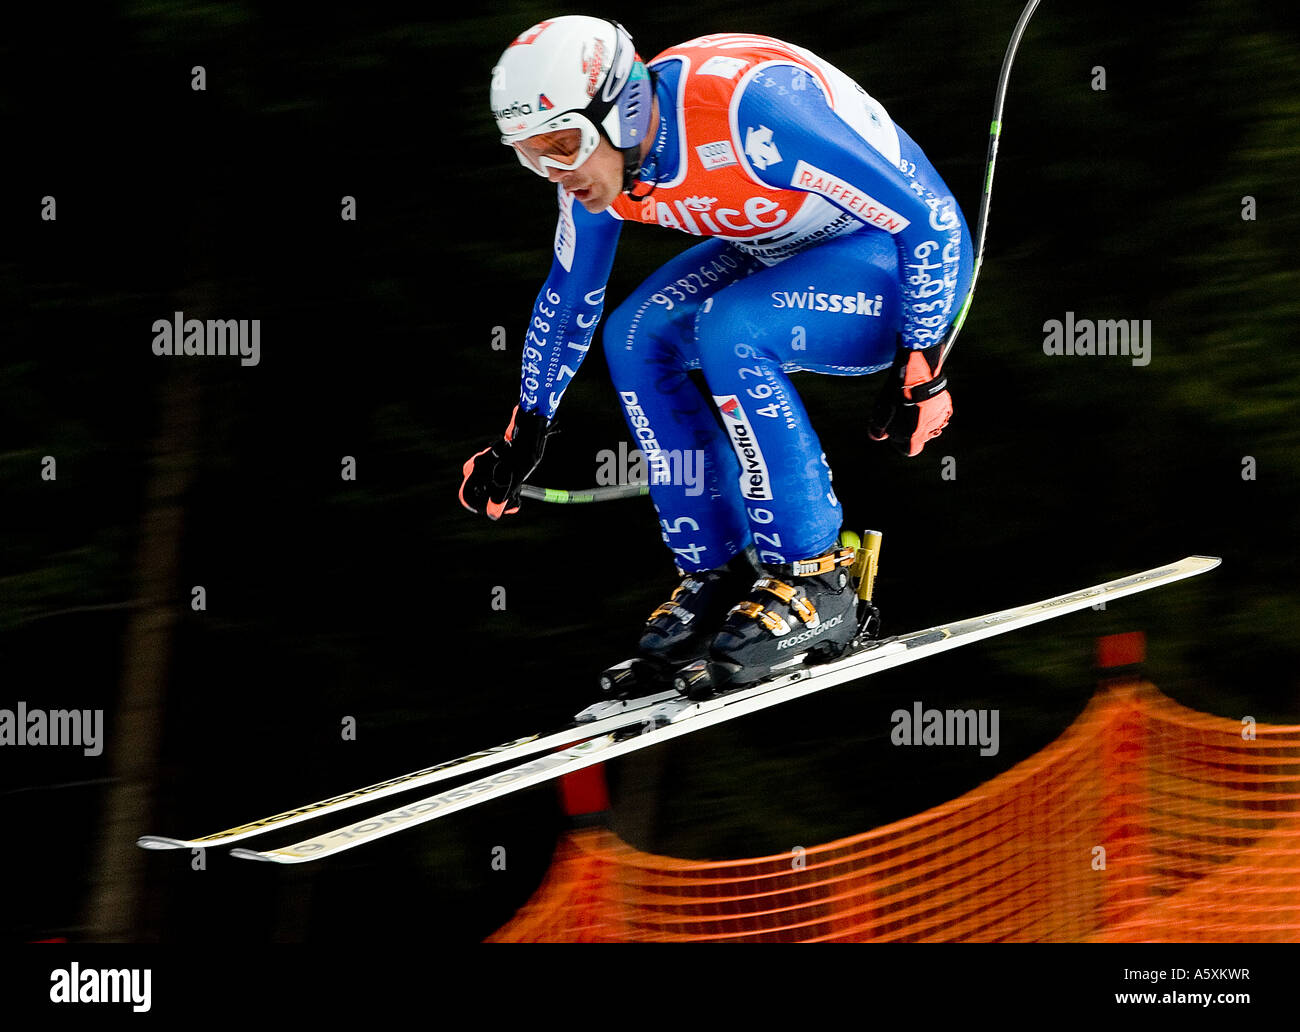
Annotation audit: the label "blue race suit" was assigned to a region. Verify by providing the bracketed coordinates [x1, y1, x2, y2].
[514, 34, 973, 571]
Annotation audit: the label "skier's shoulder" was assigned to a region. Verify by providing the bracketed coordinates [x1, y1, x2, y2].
[647, 33, 831, 106]
[650, 33, 852, 101]
[650, 34, 895, 155]
[648, 32, 825, 72]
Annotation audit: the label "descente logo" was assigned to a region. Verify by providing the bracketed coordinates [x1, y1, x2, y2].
[50, 963, 151, 1012]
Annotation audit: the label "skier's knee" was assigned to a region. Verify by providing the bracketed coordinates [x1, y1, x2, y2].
[696, 294, 771, 375]
[602, 298, 642, 388]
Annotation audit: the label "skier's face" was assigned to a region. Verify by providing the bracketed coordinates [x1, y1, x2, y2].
[545, 135, 625, 213]
[541, 95, 658, 214]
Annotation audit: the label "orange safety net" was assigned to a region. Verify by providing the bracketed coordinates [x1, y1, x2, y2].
[487, 680, 1300, 942]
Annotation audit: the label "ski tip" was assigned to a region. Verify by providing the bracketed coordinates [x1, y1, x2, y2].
[229, 847, 279, 863]
[136, 836, 193, 851]
[230, 847, 311, 864]
[1187, 555, 1222, 567]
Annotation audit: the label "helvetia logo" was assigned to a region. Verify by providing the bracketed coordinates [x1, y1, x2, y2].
[714, 395, 772, 501]
[493, 100, 533, 121]
[537, 93, 553, 111]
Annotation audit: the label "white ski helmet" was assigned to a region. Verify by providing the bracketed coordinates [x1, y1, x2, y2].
[491, 17, 654, 186]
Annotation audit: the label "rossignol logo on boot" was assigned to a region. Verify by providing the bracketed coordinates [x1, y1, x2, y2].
[713, 395, 771, 500]
[776, 612, 844, 650]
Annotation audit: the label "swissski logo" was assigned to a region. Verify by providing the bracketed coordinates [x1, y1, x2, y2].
[714, 394, 772, 500]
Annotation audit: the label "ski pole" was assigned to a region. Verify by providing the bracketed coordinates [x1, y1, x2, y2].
[940, 0, 1041, 368]
[521, 483, 649, 503]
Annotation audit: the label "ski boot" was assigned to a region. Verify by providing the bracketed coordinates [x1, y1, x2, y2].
[675, 530, 884, 699]
[598, 550, 760, 696]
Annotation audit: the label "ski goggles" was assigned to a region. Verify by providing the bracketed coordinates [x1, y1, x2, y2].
[504, 113, 603, 177]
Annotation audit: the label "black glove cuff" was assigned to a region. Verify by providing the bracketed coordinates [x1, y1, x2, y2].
[904, 375, 948, 404]
[888, 339, 947, 404]
[507, 408, 552, 468]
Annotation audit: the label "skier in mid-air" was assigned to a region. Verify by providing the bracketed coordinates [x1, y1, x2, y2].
[461, 16, 973, 685]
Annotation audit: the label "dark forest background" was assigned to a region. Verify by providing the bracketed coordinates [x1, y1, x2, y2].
[1, 0, 1297, 946]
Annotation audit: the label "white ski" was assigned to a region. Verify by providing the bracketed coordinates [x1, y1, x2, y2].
[136, 689, 678, 851]
[229, 555, 1219, 864]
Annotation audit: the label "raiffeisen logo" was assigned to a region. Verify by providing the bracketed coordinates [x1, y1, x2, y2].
[714, 395, 772, 500]
[791, 159, 910, 234]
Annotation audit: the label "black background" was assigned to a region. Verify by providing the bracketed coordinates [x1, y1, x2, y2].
[2, 0, 1297, 971]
